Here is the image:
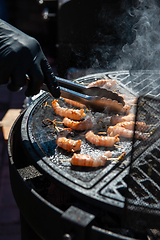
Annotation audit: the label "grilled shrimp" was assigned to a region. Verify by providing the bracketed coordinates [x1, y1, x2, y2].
[87, 78, 117, 89]
[71, 151, 112, 167]
[63, 117, 93, 131]
[56, 128, 81, 152]
[85, 130, 119, 147]
[62, 98, 86, 108]
[52, 100, 86, 120]
[116, 121, 149, 132]
[120, 96, 137, 113]
[107, 126, 134, 138]
[110, 113, 135, 125]
[121, 104, 131, 114]
[119, 94, 137, 105]
[107, 125, 148, 140]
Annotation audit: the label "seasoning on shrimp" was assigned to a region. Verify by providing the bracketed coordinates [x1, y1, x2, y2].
[87, 79, 117, 89]
[63, 117, 93, 131]
[71, 151, 112, 167]
[85, 130, 119, 147]
[52, 99, 86, 120]
[110, 113, 135, 125]
[62, 98, 86, 108]
[56, 128, 81, 152]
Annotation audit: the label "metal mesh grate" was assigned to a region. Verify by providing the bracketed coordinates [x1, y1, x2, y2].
[124, 95, 160, 233]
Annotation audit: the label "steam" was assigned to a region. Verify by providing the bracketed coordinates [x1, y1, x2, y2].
[94, 0, 160, 71]
[113, 0, 160, 70]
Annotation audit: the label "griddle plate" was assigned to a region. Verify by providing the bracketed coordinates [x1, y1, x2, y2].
[21, 71, 159, 213]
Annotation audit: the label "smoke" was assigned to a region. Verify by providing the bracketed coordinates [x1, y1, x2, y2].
[69, 0, 160, 73]
[90, 0, 160, 71]
[112, 0, 160, 70]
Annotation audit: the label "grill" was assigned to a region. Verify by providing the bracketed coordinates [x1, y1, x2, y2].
[125, 95, 160, 233]
[8, 70, 160, 240]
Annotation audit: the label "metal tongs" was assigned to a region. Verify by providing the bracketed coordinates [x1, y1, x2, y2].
[42, 77, 125, 112]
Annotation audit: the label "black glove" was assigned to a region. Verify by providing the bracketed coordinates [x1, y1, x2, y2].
[0, 19, 60, 98]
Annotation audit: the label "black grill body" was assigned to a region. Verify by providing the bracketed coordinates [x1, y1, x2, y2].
[8, 70, 160, 240]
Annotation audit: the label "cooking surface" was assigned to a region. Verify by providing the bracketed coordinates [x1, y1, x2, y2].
[21, 70, 160, 212]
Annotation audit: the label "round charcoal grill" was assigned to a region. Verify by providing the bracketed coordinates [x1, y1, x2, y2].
[8, 70, 160, 240]
[21, 71, 134, 213]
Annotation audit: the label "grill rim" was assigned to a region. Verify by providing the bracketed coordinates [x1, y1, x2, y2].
[21, 70, 160, 214]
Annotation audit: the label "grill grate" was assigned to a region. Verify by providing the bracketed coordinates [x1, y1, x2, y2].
[79, 70, 160, 231]
[24, 70, 160, 217]
[124, 95, 160, 232]
[106, 70, 160, 98]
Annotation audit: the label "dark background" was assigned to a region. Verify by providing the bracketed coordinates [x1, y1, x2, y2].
[0, 1, 159, 239]
[4, 0, 58, 73]
[3, 0, 139, 77]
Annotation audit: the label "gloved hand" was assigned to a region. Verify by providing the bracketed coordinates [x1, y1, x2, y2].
[0, 19, 60, 98]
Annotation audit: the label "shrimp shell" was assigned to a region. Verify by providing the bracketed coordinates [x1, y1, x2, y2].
[85, 130, 119, 147]
[87, 79, 117, 89]
[52, 100, 86, 120]
[107, 125, 148, 140]
[71, 151, 112, 167]
[56, 128, 81, 152]
[107, 126, 134, 138]
[116, 121, 148, 132]
[110, 113, 135, 125]
[56, 137, 81, 152]
[63, 117, 93, 131]
[62, 98, 86, 108]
